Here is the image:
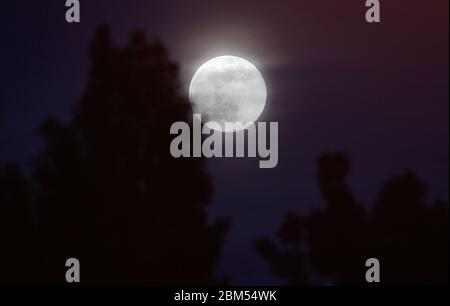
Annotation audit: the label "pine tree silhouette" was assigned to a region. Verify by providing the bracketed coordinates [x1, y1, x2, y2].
[0, 25, 228, 285]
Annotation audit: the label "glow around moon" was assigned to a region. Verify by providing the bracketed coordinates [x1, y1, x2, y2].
[189, 56, 267, 133]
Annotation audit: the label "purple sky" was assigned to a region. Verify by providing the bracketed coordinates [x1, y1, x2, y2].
[0, 0, 448, 284]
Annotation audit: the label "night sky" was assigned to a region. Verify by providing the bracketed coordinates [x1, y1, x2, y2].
[1, 0, 448, 284]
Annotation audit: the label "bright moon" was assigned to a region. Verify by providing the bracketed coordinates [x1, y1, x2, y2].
[189, 55, 267, 133]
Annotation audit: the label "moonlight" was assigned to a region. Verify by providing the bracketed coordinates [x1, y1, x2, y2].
[189, 56, 267, 133]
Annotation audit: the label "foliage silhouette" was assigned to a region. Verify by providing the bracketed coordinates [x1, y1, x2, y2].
[0, 26, 228, 285]
[256, 152, 449, 285]
[0, 26, 448, 286]
[0, 165, 34, 285]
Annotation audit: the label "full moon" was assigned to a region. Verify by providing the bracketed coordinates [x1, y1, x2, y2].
[189, 55, 267, 133]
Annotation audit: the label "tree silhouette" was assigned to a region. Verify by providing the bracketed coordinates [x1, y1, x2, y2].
[0, 25, 228, 285]
[256, 152, 449, 285]
[0, 165, 34, 285]
[1, 26, 447, 286]
[255, 212, 309, 285]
